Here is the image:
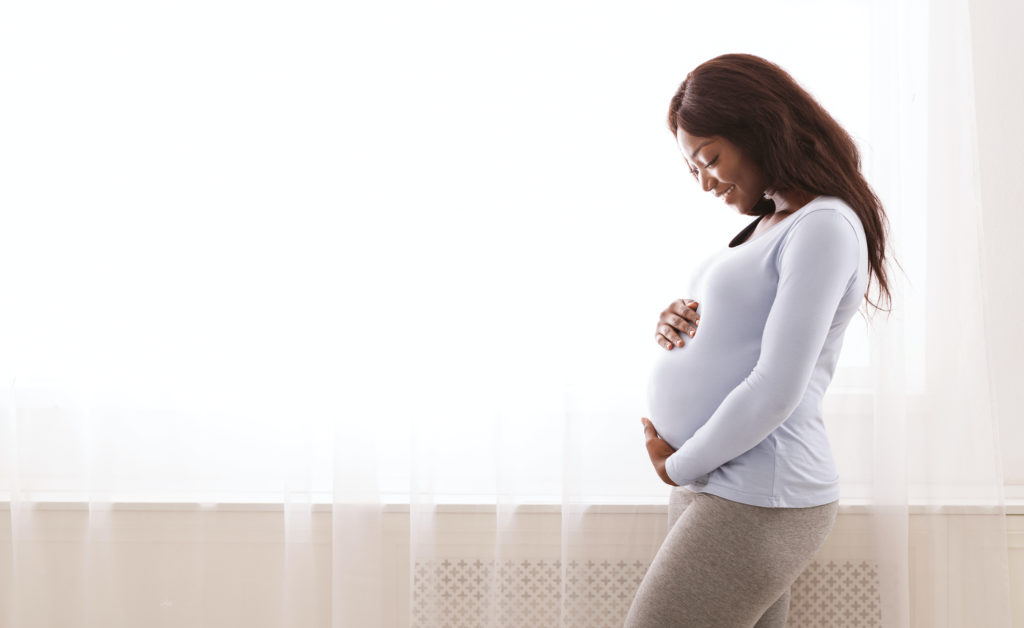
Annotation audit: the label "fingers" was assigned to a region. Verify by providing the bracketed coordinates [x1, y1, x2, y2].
[655, 325, 684, 350]
[640, 417, 657, 440]
[664, 300, 701, 326]
[656, 299, 701, 350]
[655, 328, 680, 350]
[667, 313, 699, 338]
[672, 299, 701, 318]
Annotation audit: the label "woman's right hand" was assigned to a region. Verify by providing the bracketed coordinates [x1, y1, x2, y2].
[655, 299, 701, 350]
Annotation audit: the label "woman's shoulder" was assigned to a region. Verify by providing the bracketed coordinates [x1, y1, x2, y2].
[787, 196, 864, 239]
[795, 195, 857, 219]
[775, 196, 865, 263]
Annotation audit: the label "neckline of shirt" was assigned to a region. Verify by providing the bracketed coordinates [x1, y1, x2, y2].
[727, 195, 828, 249]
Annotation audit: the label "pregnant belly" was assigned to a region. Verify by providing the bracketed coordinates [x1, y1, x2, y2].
[646, 334, 755, 450]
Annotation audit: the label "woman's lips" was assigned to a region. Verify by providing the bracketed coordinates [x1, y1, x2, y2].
[718, 184, 736, 201]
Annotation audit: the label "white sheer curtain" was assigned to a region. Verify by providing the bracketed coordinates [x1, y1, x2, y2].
[861, 0, 1012, 624]
[0, 0, 1013, 626]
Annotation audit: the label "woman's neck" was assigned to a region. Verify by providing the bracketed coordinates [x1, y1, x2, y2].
[765, 189, 817, 218]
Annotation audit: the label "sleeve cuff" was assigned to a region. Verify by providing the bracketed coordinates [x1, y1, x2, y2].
[665, 455, 689, 487]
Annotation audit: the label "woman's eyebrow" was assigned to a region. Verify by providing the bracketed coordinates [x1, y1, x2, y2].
[690, 140, 714, 160]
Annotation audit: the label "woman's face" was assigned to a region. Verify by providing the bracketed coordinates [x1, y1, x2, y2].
[675, 128, 768, 214]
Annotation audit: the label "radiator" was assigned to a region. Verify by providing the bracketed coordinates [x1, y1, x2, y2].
[411, 557, 881, 627]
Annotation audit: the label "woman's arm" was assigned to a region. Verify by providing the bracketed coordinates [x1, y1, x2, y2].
[663, 209, 861, 487]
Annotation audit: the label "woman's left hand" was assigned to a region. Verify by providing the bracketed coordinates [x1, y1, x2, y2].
[641, 417, 679, 487]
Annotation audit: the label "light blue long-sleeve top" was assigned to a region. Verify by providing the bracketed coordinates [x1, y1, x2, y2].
[645, 195, 868, 507]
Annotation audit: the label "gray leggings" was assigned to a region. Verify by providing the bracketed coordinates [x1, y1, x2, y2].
[623, 487, 838, 628]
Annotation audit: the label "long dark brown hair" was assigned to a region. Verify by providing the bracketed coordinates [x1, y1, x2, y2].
[667, 53, 896, 315]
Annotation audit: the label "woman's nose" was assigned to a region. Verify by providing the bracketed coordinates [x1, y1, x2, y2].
[699, 170, 716, 192]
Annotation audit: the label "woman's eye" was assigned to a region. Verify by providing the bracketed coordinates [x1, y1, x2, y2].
[706, 157, 718, 167]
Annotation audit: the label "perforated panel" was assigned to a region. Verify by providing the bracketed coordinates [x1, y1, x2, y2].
[411, 558, 881, 627]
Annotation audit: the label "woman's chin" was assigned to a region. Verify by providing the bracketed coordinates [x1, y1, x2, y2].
[734, 198, 757, 215]
[729, 192, 757, 214]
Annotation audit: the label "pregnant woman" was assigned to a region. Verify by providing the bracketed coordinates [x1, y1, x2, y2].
[623, 54, 894, 627]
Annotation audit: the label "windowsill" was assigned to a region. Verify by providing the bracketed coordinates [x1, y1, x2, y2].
[2, 500, 1024, 515]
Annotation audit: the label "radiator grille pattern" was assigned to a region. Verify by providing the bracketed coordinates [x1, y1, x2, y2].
[789, 560, 881, 627]
[412, 558, 880, 627]
[412, 558, 646, 628]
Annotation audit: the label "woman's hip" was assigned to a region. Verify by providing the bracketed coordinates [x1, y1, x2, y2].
[666, 486, 838, 567]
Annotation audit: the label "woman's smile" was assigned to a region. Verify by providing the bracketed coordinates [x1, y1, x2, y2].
[675, 128, 768, 215]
